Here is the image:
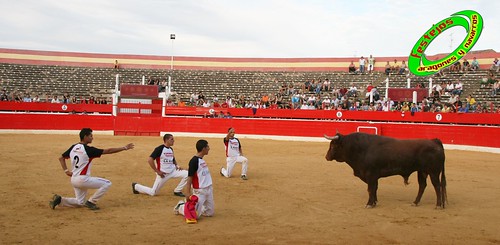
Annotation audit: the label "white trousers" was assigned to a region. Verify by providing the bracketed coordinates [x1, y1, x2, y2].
[60, 175, 112, 207]
[135, 169, 188, 196]
[178, 185, 214, 218]
[221, 156, 248, 177]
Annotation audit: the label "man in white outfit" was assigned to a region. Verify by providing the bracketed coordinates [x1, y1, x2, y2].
[132, 134, 188, 197]
[220, 127, 249, 180]
[50, 128, 134, 210]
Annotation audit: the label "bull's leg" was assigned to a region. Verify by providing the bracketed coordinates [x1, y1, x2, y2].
[413, 171, 428, 206]
[429, 173, 443, 209]
[366, 179, 378, 208]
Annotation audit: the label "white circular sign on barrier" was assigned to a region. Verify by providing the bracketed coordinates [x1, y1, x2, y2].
[61, 104, 68, 111]
[336, 111, 343, 118]
[435, 114, 443, 121]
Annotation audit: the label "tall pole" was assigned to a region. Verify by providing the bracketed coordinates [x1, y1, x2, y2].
[170, 34, 175, 71]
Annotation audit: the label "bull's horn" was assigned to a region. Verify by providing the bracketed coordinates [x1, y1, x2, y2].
[324, 134, 339, 140]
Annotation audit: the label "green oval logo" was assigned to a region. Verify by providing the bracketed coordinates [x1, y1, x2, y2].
[408, 10, 483, 76]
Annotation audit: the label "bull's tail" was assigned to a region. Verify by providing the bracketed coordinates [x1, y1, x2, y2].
[441, 164, 447, 208]
[433, 138, 448, 208]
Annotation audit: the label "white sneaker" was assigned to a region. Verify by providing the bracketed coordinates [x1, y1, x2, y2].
[173, 200, 184, 215]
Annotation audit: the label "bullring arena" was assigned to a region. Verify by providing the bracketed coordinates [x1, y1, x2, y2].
[0, 49, 499, 244]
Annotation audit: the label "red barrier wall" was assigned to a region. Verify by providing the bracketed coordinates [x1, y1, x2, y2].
[1, 113, 498, 148]
[0, 101, 112, 114]
[3, 102, 499, 125]
[0, 113, 113, 130]
[159, 117, 500, 148]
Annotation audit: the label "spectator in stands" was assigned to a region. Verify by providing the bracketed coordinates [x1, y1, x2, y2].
[197, 91, 206, 105]
[453, 80, 463, 96]
[300, 101, 308, 110]
[444, 81, 454, 96]
[32, 94, 40, 103]
[365, 83, 374, 99]
[114, 60, 119, 69]
[482, 73, 497, 88]
[147, 76, 156, 85]
[429, 104, 437, 113]
[368, 55, 375, 74]
[261, 93, 270, 107]
[421, 99, 430, 112]
[367, 102, 376, 111]
[322, 96, 331, 110]
[89, 96, 95, 104]
[51, 95, 60, 103]
[372, 87, 380, 102]
[381, 100, 389, 112]
[457, 103, 468, 113]
[347, 83, 357, 97]
[475, 103, 486, 113]
[202, 100, 211, 108]
[441, 104, 451, 113]
[314, 82, 321, 95]
[22, 93, 32, 102]
[221, 100, 229, 108]
[304, 80, 312, 91]
[466, 94, 476, 111]
[160, 79, 167, 92]
[338, 86, 347, 97]
[306, 94, 316, 106]
[13, 91, 22, 102]
[341, 99, 350, 110]
[448, 94, 459, 105]
[438, 82, 446, 96]
[322, 79, 331, 92]
[410, 103, 418, 113]
[79, 96, 87, 104]
[462, 59, 470, 72]
[491, 58, 500, 73]
[450, 61, 461, 72]
[1, 89, 8, 101]
[398, 61, 407, 75]
[190, 92, 198, 105]
[359, 56, 366, 74]
[401, 101, 410, 112]
[348, 61, 356, 74]
[391, 59, 399, 74]
[359, 101, 368, 111]
[491, 80, 499, 96]
[471, 57, 479, 71]
[62, 93, 69, 104]
[384, 61, 391, 75]
[291, 92, 300, 109]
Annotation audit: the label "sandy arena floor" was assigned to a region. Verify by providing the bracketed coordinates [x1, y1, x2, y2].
[0, 134, 499, 244]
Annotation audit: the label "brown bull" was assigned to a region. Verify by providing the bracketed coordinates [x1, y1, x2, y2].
[325, 132, 447, 209]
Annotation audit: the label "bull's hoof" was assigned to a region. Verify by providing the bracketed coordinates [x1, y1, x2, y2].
[435, 205, 444, 210]
[412, 202, 419, 207]
[365, 204, 376, 209]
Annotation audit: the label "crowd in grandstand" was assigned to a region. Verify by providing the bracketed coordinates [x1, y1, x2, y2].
[182, 74, 499, 114]
[0, 88, 110, 105]
[0, 56, 499, 114]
